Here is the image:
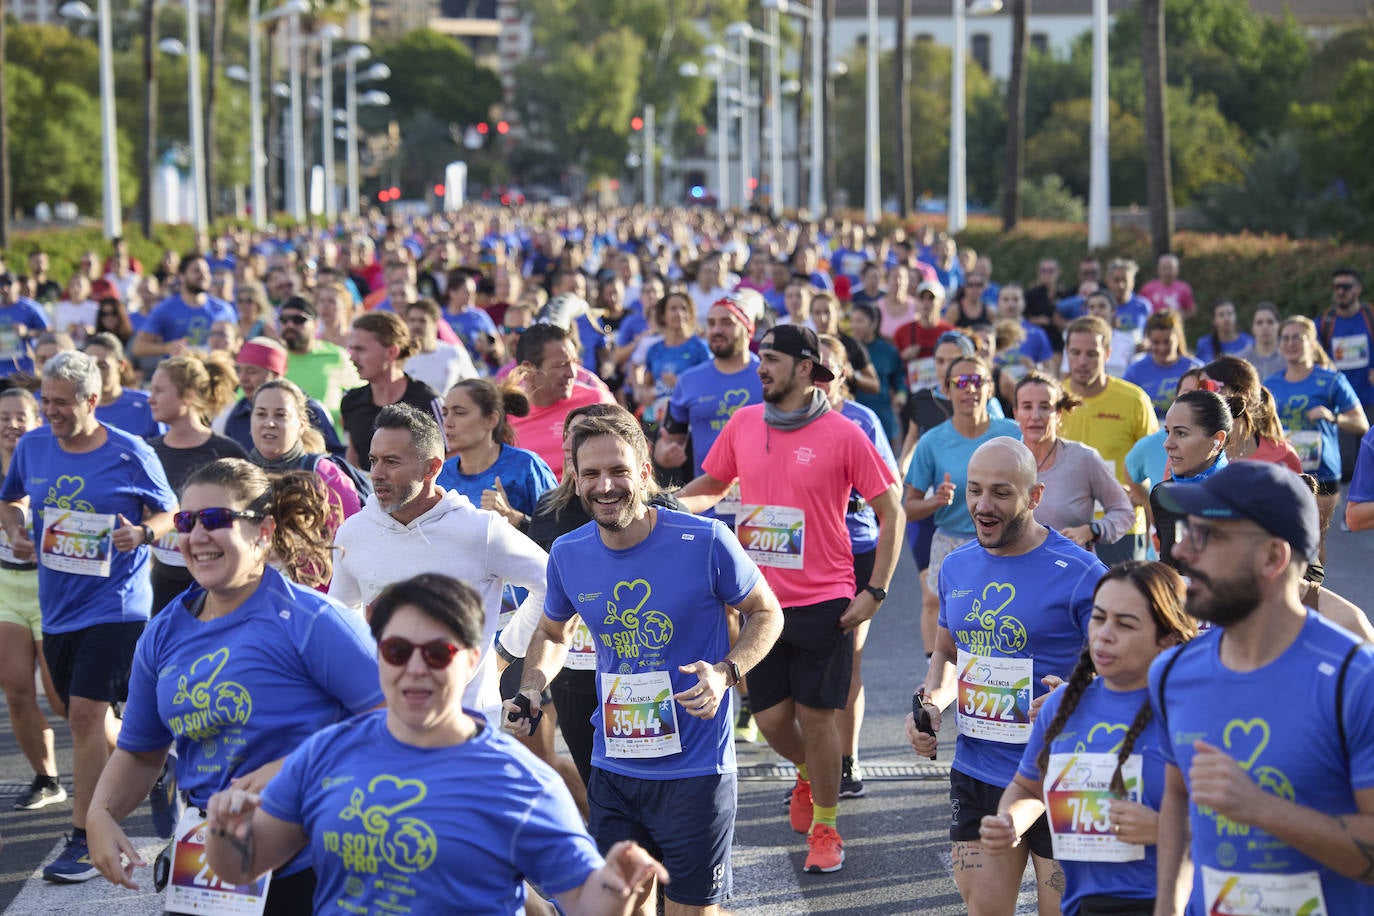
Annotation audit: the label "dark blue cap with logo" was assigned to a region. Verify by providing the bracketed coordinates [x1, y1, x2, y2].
[1157, 461, 1319, 565]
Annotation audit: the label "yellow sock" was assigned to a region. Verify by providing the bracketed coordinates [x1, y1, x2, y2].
[797, 762, 809, 782]
[811, 804, 837, 831]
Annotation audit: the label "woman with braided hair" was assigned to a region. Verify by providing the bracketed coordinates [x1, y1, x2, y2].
[979, 561, 1196, 916]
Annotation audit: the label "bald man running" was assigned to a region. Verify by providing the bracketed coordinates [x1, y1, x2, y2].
[905, 437, 1107, 916]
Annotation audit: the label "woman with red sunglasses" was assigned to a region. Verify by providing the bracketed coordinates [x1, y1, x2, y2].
[83, 457, 382, 914]
[204, 573, 667, 916]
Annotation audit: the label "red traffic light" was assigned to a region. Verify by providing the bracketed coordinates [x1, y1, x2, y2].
[630, 116, 644, 131]
[476, 122, 489, 135]
[434, 184, 445, 196]
[496, 120, 509, 135]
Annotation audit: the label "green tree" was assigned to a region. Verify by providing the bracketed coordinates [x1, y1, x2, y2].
[515, 0, 742, 180]
[372, 28, 501, 128]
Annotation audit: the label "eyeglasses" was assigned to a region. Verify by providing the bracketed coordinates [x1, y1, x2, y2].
[378, 636, 463, 669]
[173, 507, 267, 533]
[500, 325, 527, 335]
[951, 374, 986, 390]
[1279, 334, 1308, 345]
[1334, 282, 1356, 292]
[280, 313, 310, 325]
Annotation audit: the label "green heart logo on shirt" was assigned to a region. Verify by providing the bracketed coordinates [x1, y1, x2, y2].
[1222, 717, 1271, 772]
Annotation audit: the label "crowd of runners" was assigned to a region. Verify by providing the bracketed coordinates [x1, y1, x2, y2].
[0, 207, 1372, 915]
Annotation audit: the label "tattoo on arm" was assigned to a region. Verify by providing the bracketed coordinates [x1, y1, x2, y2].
[1336, 816, 1374, 881]
[228, 830, 254, 876]
[1046, 860, 1067, 894]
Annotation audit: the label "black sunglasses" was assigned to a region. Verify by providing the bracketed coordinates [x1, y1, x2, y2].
[280, 313, 311, 325]
[379, 636, 463, 669]
[173, 507, 266, 534]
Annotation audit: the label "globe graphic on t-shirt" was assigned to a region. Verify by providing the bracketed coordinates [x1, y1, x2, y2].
[995, 616, 1029, 654]
[1251, 765, 1295, 802]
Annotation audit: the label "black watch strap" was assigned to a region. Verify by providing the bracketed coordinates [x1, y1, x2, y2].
[863, 584, 888, 602]
[723, 659, 742, 687]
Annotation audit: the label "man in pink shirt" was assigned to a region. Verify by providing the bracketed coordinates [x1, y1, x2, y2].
[678, 324, 903, 876]
[508, 323, 613, 479]
[1139, 252, 1195, 316]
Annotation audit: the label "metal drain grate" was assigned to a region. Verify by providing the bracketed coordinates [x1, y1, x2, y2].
[0, 780, 35, 797]
[738, 762, 949, 781]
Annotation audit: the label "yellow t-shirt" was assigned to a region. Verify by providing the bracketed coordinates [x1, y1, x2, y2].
[1060, 376, 1159, 534]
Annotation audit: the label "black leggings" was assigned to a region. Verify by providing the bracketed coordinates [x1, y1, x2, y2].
[550, 668, 597, 787]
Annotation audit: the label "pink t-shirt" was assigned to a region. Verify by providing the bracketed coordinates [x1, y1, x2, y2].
[509, 383, 615, 479]
[1140, 279, 1195, 316]
[703, 405, 896, 607]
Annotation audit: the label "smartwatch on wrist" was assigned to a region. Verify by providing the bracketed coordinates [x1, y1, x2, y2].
[863, 584, 888, 603]
[721, 659, 742, 687]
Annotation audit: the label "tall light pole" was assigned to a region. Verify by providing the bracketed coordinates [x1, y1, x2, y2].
[316, 24, 344, 222]
[287, 9, 305, 222]
[703, 44, 738, 212]
[949, 0, 1002, 233]
[728, 20, 783, 216]
[345, 54, 389, 217]
[864, 0, 879, 222]
[248, 0, 308, 228]
[185, 0, 206, 231]
[60, 0, 120, 238]
[723, 23, 752, 210]
[1088, 0, 1110, 248]
[764, 0, 824, 216]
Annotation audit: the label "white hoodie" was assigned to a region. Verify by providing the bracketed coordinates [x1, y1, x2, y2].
[331, 488, 548, 719]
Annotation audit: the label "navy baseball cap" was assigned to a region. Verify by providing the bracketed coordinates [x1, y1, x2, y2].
[761, 324, 835, 382]
[1157, 462, 1319, 564]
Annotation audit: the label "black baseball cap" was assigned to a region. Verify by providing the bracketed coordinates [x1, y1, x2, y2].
[760, 324, 835, 382]
[279, 295, 317, 319]
[1157, 462, 1319, 565]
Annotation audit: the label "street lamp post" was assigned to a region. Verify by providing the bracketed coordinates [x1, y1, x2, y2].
[60, 0, 120, 238]
[248, 0, 308, 228]
[762, 0, 823, 216]
[949, 0, 1002, 234]
[702, 45, 737, 212]
[727, 20, 783, 216]
[345, 54, 389, 217]
[865, 0, 879, 222]
[1088, 0, 1110, 248]
[287, 10, 305, 222]
[316, 24, 344, 222]
[722, 25, 752, 210]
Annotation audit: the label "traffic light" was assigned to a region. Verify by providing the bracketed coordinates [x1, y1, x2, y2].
[630, 116, 644, 131]
[476, 122, 489, 135]
[496, 121, 510, 135]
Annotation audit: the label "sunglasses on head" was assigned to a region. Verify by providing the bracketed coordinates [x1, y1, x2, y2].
[173, 507, 266, 533]
[951, 374, 986, 390]
[379, 636, 463, 669]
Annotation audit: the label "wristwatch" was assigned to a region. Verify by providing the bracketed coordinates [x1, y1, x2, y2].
[722, 659, 742, 687]
[863, 584, 888, 603]
[1089, 522, 1103, 545]
[141, 524, 155, 546]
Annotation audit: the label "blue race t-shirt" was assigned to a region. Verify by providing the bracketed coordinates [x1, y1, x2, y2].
[667, 355, 763, 476]
[95, 388, 164, 439]
[1150, 615, 1374, 915]
[1322, 311, 1374, 406]
[1, 424, 177, 632]
[436, 444, 556, 517]
[644, 337, 711, 398]
[144, 293, 237, 348]
[1004, 321, 1054, 367]
[0, 299, 50, 375]
[1116, 295, 1152, 339]
[855, 336, 906, 442]
[1018, 679, 1165, 915]
[937, 530, 1104, 785]
[446, 307, 499, 357]
[1348, 426, 1374, 506]
[1123, 354, 1205, 419]
[1194, 332, 1254, 364]
[545, 508, 759, 780]
[1266, 366, 1361, 482]
[119, 567, 381, 875]
[1125, 428, 1167, 489]
[260, 709, 603, 914]
[840, 400, 897, 553]
[906, 418, 1023, 537]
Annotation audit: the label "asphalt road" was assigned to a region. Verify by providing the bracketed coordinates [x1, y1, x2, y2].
[0, 503, 1369, 915]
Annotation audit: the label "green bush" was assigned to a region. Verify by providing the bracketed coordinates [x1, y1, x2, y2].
[3, 224, 198, 283]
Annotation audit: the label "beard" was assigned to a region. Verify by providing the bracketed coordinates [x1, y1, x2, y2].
[975, 507, 1032, 550]
[581, 487, 639, 532]
[1178, 562, 1261, 627]
[375, 479, 424, 516]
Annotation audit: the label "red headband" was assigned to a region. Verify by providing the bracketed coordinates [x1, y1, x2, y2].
[237, 341, 287, 376]
[713, 297, 755, 334]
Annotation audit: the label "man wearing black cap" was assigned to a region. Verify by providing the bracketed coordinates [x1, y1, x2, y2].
[678, 323, 903, 875]
[1151, 461, 1374, 914]
[279, 294, 358, 433]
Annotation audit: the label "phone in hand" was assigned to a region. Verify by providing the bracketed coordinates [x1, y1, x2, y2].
[912, 693, 937, 761]
[507, 692, 544, 736]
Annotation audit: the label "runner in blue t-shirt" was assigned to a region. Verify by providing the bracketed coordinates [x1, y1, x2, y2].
[1151, 461, 1374, 916]
[0, 351, 178, 883]
[1317, 268, 1374, 411]
[1123, 313, 1203, 419]
[908, 437, 1106, 916]
[132, 254, 237, 359]
[204, 573, 668, 915]
[84, 459, 383, 907]
[0, 273, 51, 375]
[980, 561, 1197, 916]
[506, 410, 783, 904]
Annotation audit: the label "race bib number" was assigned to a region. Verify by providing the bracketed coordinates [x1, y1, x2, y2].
[564, 620, 596, 671]
[1045, 752, 1145, 863]
[955, 649, 1033, 744]
[40, 509, 114, 577]
[165, 808, 271, 915]
[1289, 430, 1321, 473]
[0, 325, 23, 362]
[152, 529, 187, 568]
[1201, 865, 1326, 916]
[1331, 334, 1369, 371]
[715, 482, 743, 519]
[736, 505, 804, 569]
[908, 357, 938, 391]
[600, 670, 682, 759]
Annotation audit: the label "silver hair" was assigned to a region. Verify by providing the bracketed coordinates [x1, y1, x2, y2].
[43, 350, 101, 401]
